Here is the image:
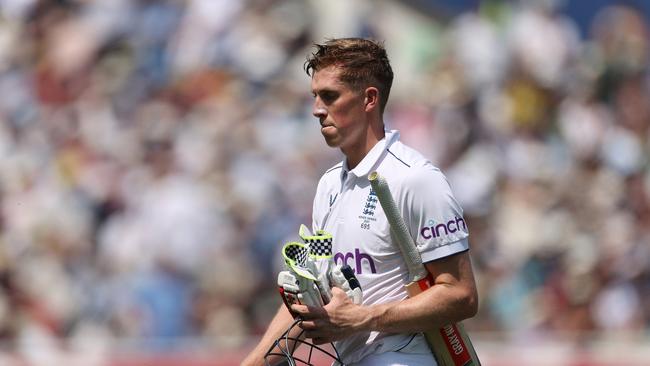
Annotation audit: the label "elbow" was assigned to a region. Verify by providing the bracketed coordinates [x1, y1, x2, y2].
[459, 287, 479, 320]
[467, 290, 479, 318]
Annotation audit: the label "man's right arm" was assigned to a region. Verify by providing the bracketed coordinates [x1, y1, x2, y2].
[243, 172, 331, 366]
[241, 304, 298, 366]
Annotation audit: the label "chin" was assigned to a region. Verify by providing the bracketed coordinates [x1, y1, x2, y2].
[321, 134, 340, 148]
[323, 139, 340, 148]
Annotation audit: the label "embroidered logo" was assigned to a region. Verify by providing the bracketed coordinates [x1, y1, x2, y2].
[362, 189, 378, 216]
[358, 188, 378, 230]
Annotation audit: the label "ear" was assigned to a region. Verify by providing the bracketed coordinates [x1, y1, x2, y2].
[364, 87, 379, 112]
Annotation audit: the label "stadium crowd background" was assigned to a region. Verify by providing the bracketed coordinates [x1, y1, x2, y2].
[0, 0, 648, 364]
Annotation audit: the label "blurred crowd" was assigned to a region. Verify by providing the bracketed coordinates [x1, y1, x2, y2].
[0, 0, 648, 361]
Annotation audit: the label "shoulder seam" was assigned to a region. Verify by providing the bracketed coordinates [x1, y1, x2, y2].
[387, 149, 411, 168]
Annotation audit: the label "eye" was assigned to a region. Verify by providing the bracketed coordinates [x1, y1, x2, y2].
[320, 91, 338, 104]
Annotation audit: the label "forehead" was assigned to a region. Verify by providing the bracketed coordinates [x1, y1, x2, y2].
[311, 66, 349, 91]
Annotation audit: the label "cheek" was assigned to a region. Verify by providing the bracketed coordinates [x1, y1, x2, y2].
[332, 117, 357, 137]
[340, 113, 364, 134]
[330, 102, 362, 129]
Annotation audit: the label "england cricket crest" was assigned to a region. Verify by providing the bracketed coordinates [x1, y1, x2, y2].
[358, 187, 378, 230]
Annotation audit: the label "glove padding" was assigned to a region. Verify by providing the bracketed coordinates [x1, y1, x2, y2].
[278, 242, 327, 315]
[277, 225, 364, 316]
[329, 264, 363, 304]
[299, 224, 363, 305]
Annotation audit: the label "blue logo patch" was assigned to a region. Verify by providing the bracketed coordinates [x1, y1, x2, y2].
[362, 189, 378, 216]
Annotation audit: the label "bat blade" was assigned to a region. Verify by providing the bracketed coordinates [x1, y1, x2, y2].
[406, 278, 479, 366]
[369, 172, 481, 366]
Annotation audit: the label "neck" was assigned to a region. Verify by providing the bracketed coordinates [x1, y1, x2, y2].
[343, 120, 385, 170]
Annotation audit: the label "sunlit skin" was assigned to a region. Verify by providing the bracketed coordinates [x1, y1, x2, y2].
[311, 66, 384, 169]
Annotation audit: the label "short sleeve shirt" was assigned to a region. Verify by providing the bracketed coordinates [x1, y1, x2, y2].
[312, 130, 470, 364]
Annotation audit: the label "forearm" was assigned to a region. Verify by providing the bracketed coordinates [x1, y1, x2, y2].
[365, 252, 478, 334]
[294, 282, 477, 345]
[292, 252, 478, 345]
[242, 305, 299, 366]
[365, 282, 477, 334]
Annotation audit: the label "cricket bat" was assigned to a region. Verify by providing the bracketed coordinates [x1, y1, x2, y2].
[368, 171, 481, 366]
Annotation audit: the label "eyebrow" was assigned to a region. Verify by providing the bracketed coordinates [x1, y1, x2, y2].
[312, 87, 337, 95]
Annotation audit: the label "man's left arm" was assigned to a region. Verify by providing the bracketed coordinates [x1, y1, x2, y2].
[293, 166, 478, 344]
[292, 249, 478, 344]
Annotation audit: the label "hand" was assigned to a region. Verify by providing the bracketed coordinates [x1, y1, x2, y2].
[290, 287, 367, 345]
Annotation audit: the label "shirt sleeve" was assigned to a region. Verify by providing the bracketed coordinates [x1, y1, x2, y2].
[400, 165, 470, 262]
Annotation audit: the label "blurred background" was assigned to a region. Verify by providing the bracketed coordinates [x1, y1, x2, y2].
[0, 0, 649, 365]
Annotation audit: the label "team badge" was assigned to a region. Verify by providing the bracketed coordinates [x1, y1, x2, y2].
[358, 188, 378, 229]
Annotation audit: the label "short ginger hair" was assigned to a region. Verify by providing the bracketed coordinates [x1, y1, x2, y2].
[304, 38, 394, 112]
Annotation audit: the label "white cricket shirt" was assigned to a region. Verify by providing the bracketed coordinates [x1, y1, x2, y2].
[312, 130, 470, 364]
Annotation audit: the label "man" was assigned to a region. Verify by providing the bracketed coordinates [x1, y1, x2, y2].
[242, 38, 478, 366]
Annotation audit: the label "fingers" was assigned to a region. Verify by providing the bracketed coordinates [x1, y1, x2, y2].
[330, 286, 347, 298]
[297, 316, 345, 344]
[290, 304, 325, 319]
[290, 318, 323, 342]
[290, 287, 352, 318]
[300, 322, 334, 345]
[289, 291, 357, 345]
[297, 319, 316, 330]
[292, 316, 334, 341]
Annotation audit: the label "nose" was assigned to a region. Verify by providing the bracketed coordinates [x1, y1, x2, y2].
[313, 100, 327, 119]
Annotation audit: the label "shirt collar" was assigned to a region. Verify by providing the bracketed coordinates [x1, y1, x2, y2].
[341, 129, 400, 179]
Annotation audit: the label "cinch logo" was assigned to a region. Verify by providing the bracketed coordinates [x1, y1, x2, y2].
[333, 248, 377, 274]
[420, 217, 467, 239]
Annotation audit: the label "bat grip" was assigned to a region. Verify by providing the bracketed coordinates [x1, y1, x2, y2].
[369, 172, 427, 282]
